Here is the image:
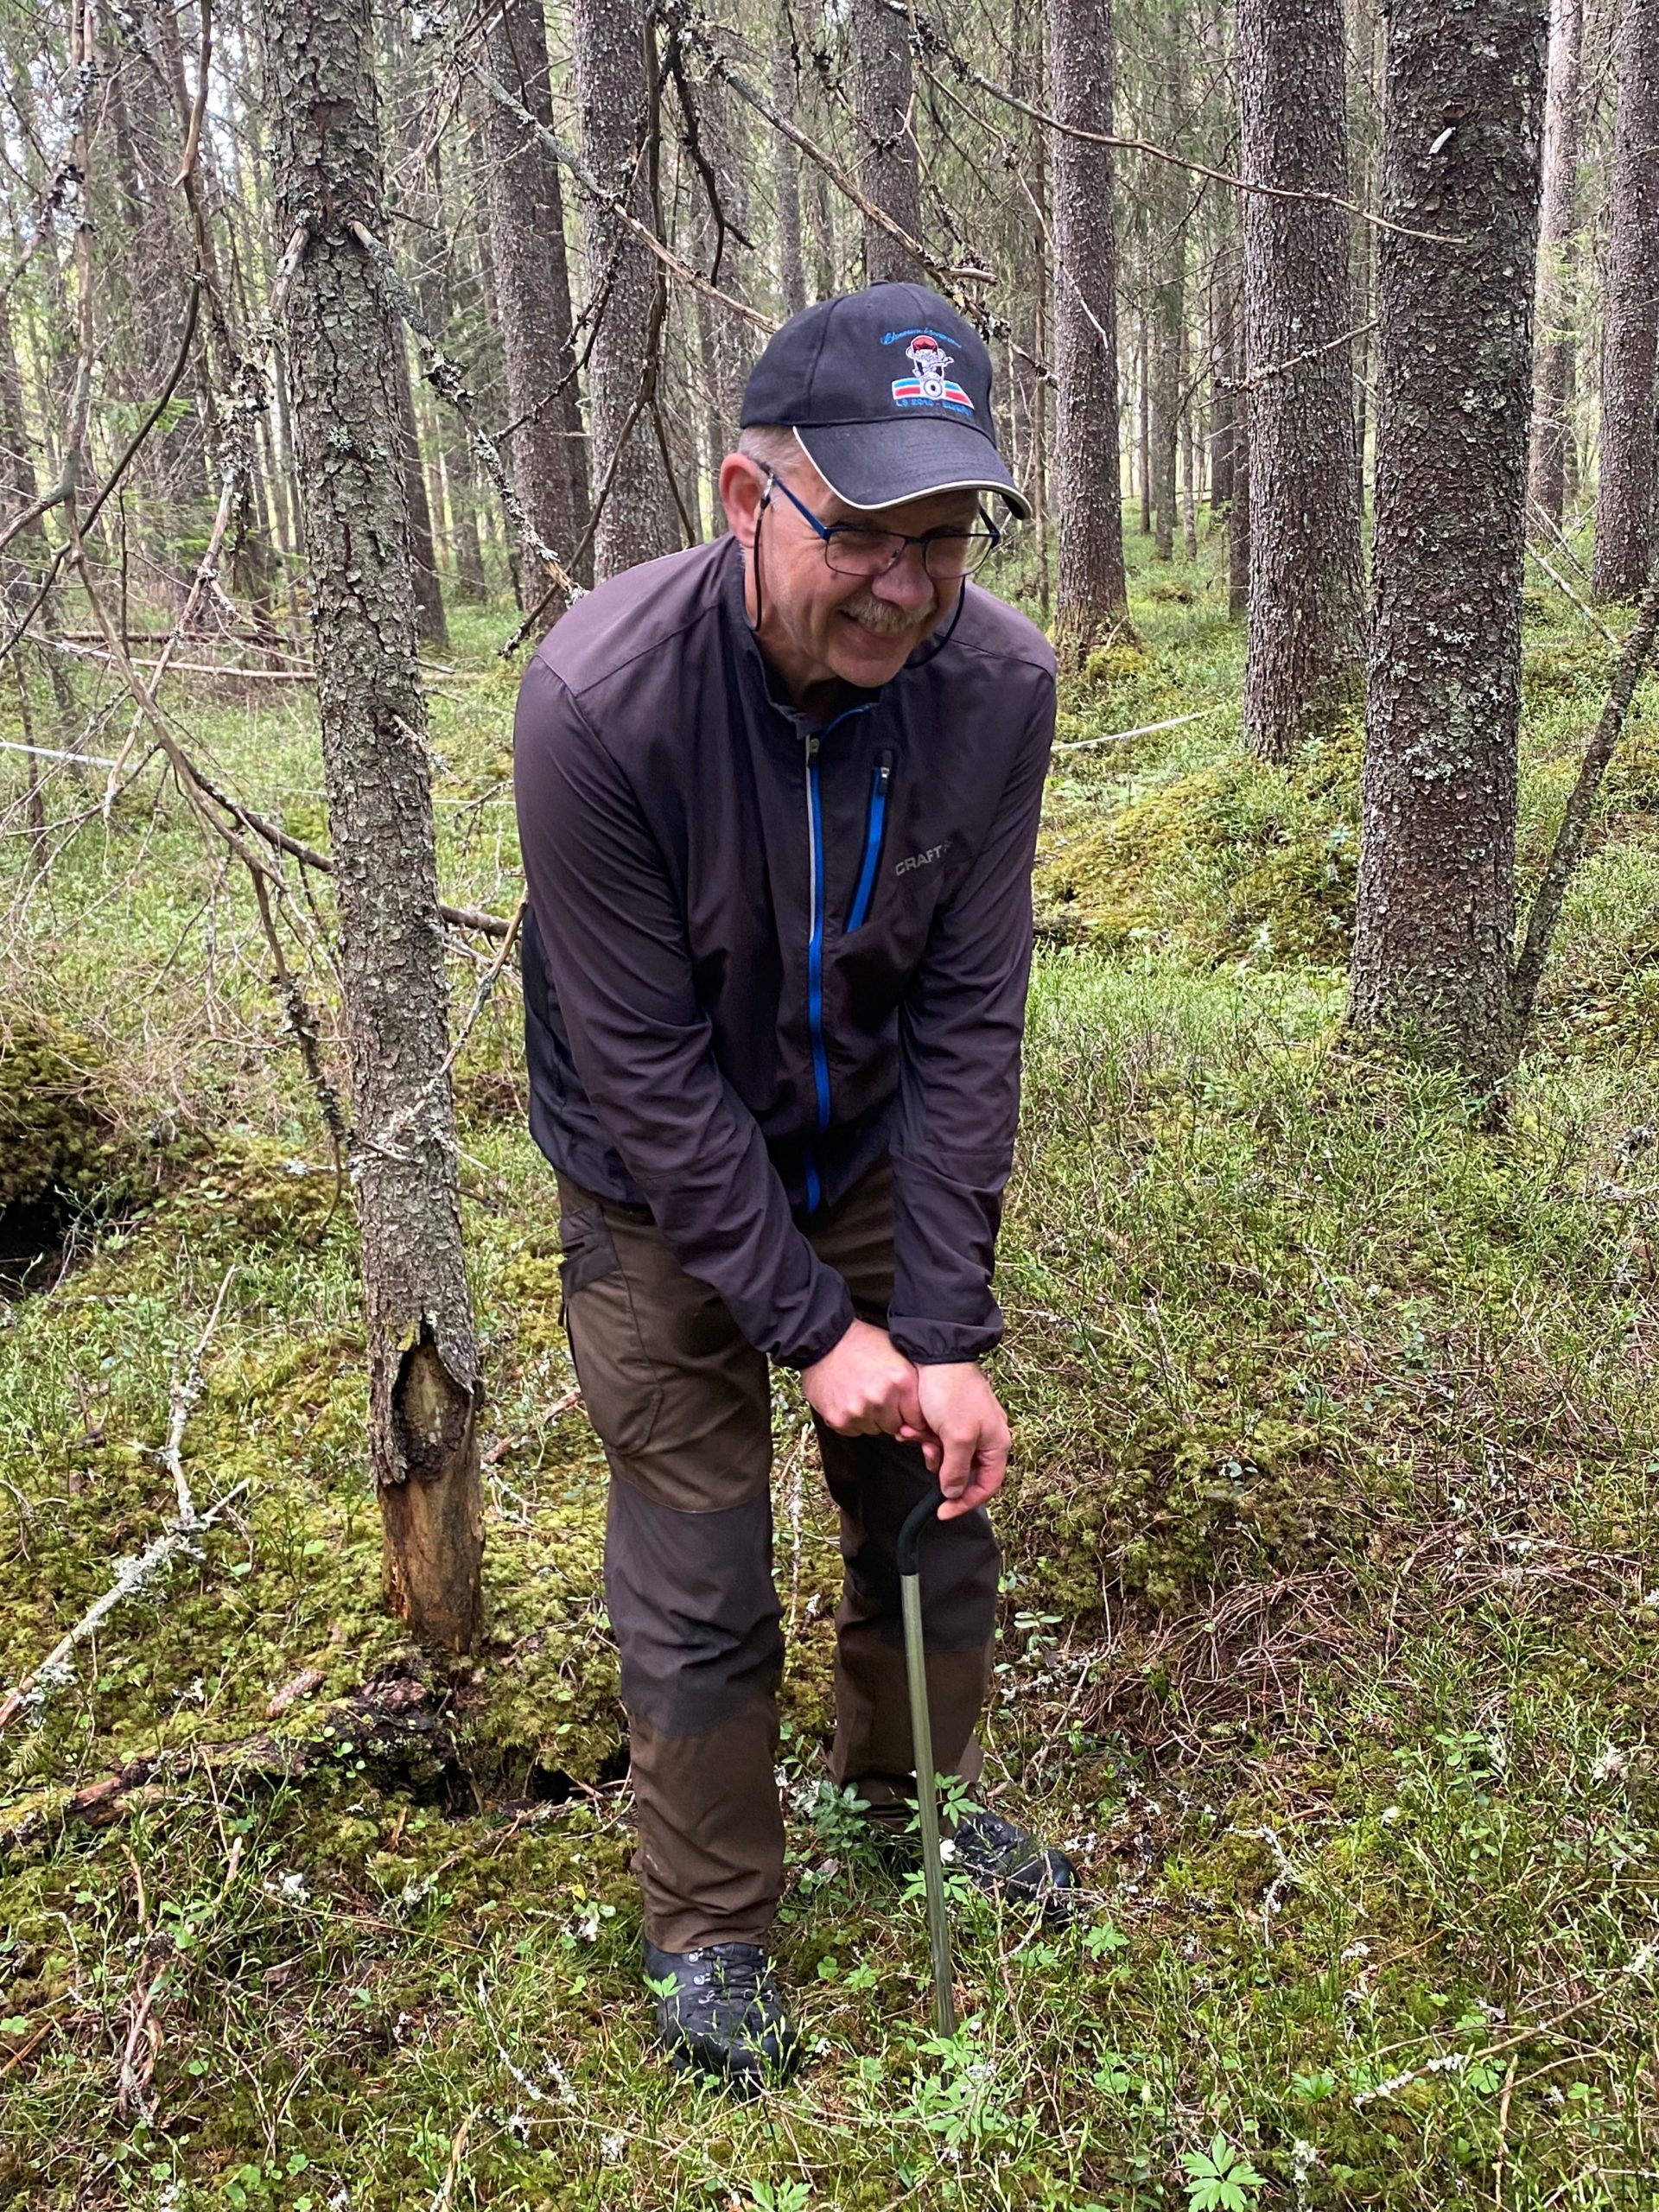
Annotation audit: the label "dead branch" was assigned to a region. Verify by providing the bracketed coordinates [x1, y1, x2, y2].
[161, 1267, 238, 1523]
[1510, 576, 1659, 1042]
[899, 0, 1468, 246]
[666, 12, 995, 295]
[342, 214, 587, 612]
[467, 61, 774, 333]
[1, 1663, 461, 1856]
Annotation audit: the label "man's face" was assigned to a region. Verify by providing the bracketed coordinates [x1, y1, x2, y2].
[721, 452, 982, 700]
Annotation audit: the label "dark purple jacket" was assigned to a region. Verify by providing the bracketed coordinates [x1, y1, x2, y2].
[512, 533, 1055, 1370]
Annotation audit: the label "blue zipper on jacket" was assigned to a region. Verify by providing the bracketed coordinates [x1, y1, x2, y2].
[847, 753, 893, 933]
[801, 705, 875, 1213]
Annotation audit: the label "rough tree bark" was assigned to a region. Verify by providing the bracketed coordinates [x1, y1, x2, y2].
[261, 0, 484, 1652]
[1591, 0, 1659, 598]
[1048, 0, 1128, 655]
[1527, 0, 1586, 531]
[1236, 0, 1364, 760]
[572, 0, 682, 576]
[1347, 0, 1548, 1092]
[480, 0, 593, 601]
[851, 0, 925, 282]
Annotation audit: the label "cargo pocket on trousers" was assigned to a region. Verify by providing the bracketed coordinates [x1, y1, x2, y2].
[557, 1204, 664, 1459]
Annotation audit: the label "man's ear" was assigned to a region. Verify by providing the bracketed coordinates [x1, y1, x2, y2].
[720, 454, 767, 549]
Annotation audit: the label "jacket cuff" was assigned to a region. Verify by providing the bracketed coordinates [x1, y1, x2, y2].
[888, 1313, 1001, 1366]
[775, 1278, 858, 1370]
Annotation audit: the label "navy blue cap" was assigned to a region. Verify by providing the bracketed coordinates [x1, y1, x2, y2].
[740, 282, 1030, 519]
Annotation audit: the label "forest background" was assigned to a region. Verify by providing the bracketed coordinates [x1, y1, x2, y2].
[2, 0, 1659, 2204]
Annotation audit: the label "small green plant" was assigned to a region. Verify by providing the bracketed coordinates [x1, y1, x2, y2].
[1182, 2133, 1267, 2211]
[804, 1780, 874, 1853]
[747, 2182, 810, 2212]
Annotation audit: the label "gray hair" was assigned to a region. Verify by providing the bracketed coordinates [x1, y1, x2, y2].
[736, 424, 801, 476]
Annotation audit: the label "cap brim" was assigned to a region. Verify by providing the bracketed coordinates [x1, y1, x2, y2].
[794, 421, 1032, 522]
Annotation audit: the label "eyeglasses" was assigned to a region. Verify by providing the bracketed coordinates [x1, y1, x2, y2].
[761, 469, 1003, 582]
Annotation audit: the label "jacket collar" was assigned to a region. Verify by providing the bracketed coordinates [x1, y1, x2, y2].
[715, 531, 959, 734]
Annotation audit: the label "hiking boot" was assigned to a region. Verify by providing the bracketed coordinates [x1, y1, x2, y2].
[949, 1808, 1078, 1910]
[643, 1940, 801, 2093]
[871, 1804, 1080, 1912]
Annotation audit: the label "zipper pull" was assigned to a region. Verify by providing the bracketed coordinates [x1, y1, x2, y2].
[805, 736, 820, 760]
[874, 751, 893, 792]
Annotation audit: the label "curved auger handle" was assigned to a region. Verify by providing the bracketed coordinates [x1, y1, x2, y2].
[897, 1484, 947, 1577]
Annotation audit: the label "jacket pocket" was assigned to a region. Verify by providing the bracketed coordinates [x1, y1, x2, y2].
[557, 1205, 664, 1458]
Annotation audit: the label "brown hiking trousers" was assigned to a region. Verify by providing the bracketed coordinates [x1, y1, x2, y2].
[555, 1157, 1000, 1953]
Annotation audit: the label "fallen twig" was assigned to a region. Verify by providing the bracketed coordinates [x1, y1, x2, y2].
[1052, 703, 1232, 753]
[1, 1663, 461, 1853]
[0, 1281, 245, 1736]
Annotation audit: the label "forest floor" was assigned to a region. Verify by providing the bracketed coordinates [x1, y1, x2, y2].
[3, 525, 1658, 2210]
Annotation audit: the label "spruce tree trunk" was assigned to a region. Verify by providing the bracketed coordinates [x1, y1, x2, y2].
[1211, 244, 1237, 517]
[1236, 0, 1364, 760]
[852, 0, 925, 282]
[481, 0, 593, 602]
[1347, 0, 1548, 1092]
[572, 0, 682, 576]
[1228, 402, 1251, 620]
[391, 329, 448, 647]
[1591, 0, 1659, 598]
[1527, 0, 1585, 531]
[261, 0, 484, 1654]
[1149, 263, 1182, 562]
[1049, 0, 1128, 654]
[1147, 45, 1185, 564]
[1137, 311, 1151, 534]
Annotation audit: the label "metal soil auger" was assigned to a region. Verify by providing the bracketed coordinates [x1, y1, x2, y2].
[897, 1484, 958, 2037]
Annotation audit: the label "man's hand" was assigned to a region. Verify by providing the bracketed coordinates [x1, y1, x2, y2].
[801, 1319, 937, 1453]
[916, 1363, 1010, 1519]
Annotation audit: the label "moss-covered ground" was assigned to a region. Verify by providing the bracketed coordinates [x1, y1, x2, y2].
[2, 523, 1657, 2209]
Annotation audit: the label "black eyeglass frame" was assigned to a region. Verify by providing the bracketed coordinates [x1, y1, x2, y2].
[760, 467, 1005, 582]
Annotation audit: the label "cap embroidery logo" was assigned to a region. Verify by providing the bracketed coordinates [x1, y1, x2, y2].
[888, 331, 975, 416]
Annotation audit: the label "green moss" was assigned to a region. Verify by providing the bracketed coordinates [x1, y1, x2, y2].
[1038, 742, 1359, 965]
[0, 1011, 131, 1218]
[1019, 1410, 1352, 1614]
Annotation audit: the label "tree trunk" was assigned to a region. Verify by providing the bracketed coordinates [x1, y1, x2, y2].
[1211, 245, 1236, 517]
[1591, 0, 1659, 598]
[1527, 0, 1585, 531]
[1137, 310, 1151, 533]
[480, 0, 594, 605]
[261, 0, 484, 1654]
[688, 65, 756, 505]
[1236, 0, 1365, 760]
[0, 289, 78, 757]
[572, 0, 682, 576]
[1229, 397, 1251, 620]
[1149, 260, 1181, 561]
[1049, 0, 1128, 655]
[390, 329, 448, 647]
[1147, 46, 1186, 565]
[772, 30, 809, 315]
[1348, 0, 1384, 519]
[1347, 0, 1548, 1092]
[444, 445, 490, 602]
[851, 0, 925, 282]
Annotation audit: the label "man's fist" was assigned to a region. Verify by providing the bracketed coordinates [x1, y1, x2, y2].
[801, 1318, 936, 1453]
[915, 1363, 1011, 1519]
